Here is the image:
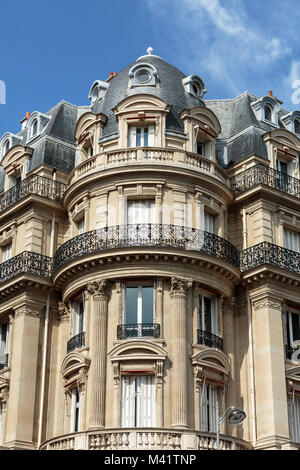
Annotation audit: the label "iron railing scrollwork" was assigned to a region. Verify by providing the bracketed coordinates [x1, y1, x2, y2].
[54, 224, 240, 271]
[0, 174, 66, 215]
[117, 323, 160, 339]
[67, 332, 86, 353]
[285, 345, 300, 361]
[197, 329, 224, 351]
[231, 163, 300, 199]
[0, 353, 9, 370]
[240, 241, 300, 274]
[0, 251, 53, 284]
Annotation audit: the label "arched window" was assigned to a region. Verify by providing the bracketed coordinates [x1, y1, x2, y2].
[295, 119, 300, 135]
[3, 139, 10, 155]
[31, 119, 38, 137]
[264, 105, 272, 121]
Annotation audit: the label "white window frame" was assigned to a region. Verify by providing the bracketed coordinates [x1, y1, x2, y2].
[0, 321, 9, 358]
[199, 382, 218, 432]
[128, 125, 155, 148]
[126, 199, 156, 225]
[204, 212, 214, 234]
[284, 228, 300, 253]
[76, 217, 85, 235]
[121, 375, 156, 428]
[198, 293, 218, 335]
[70, 386, 81, 432]
[72, 300, 85, 337]
[123, 283, 155, 326]
[286, 310, 300, 346]
[2, 243, 12, 262]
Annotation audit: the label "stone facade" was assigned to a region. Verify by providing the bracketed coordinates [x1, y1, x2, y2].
[0, 49, 299, 450]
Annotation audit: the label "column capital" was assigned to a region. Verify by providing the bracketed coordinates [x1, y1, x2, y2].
[87, 279, 109, 300]
[13, 300, 44, 319]
[250, 291, 283, 312]
[170, 277, 192, 297]
[58, 302, 70, 322]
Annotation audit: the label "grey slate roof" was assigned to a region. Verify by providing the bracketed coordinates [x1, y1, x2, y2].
[93, 56, 205, 137]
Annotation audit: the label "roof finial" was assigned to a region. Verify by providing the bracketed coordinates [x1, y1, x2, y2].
[147, 46, 154, 56]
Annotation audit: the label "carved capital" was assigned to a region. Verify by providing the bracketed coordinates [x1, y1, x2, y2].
[87, 279, 109, 299]
[14, 305, 41, 319]
[170, 277, 192, 296]
[252, 296, 282, 311]
[58, 302, 70, 322]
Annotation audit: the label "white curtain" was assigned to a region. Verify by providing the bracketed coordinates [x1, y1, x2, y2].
[121, 375, 156, 427]
[284, 229, 300, 253]
[127, 200, 156, 225]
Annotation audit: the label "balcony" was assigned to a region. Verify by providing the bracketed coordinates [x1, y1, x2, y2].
[197, 330, 224, 351]
[0, 251, 53, 285]
[285, 345, 300, 361]
[67, 332, 86, 353]
[40, 428, 253, 450]
[70, 147, 229, 187]
[240, 241, 300, 275]
[231, 163, 300, 199]
[0, 353, 8, 370]
[0, 174, 66, 215]
[54, 224, 240, 271]
[117, 323, 160, 340]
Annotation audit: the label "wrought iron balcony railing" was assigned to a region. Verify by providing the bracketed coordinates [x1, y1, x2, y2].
[0, 353, 9, 370]
[285, 345, 300, 361]
[54, 224, 240, 271]
[197, 329, 224, 351]
[0, 251, 53, 285]
[0, 174, 66, 215]
[117, 323, 160, 340]
[67, 332, 86, 353]
[240, 241, 300, 275]
[231, 163, 300, 199]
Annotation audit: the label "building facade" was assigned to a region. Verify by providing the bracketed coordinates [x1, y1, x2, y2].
[0, 48, 299, 450]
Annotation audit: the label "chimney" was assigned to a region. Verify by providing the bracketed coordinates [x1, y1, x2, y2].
[106, 72, 117, 82]
[20, 112, 30, 130]
[268, 91, 273, 97]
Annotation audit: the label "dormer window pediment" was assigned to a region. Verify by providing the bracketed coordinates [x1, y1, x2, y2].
[0, 132, 22, 160]
[251, 96, 280, 127]
[281, 110, 300, 136]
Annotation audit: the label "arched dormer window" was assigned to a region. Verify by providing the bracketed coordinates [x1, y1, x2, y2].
[0, 132, 22, 160]
[88, 80, 109, 105]
[264, 105, 272, 122]
[182, 75, 207, 100]
[31, 119, 38, 137]
[129, 63, 158, 88]
[3, 139, 10, 155]
[295, 119, 300, 135]
[26, 112, 50, 143]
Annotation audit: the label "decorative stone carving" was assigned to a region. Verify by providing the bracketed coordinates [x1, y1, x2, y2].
[170, 277, 192, 296]
[14, 305, 40, 318]
[87, 279, 109, 299]
[252, 297, 282, 311]
[58, 302, 70, 322]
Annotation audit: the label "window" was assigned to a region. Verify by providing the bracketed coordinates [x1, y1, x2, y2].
[76, 218, 85, 235]
[204, 212, 214, 234]
[70, 387, 81, 432]
[284, 229, 300, 253]
[196, 142, 206, 156]
[277, 160, 288, 175]
[288, 394, 300, 443]
[123, 284, 154, 337]
[199, 382, 218, 432]
[264, 105, 272, 121]
[0, 321, 9, 369]
[72, 300, 85, 337]
[129, 63, 158, 88]
[128, 125, 155, 148]
[127, 200, 156, 225]
[198, 294, 218, 335]
[3, 139, 10, 155]
[286, 310, 300, 347]
[2, 243, 12, 262]
[31, 119, 38, 137]
[121, 375, 156, 427]
[295, 119, 300, 135]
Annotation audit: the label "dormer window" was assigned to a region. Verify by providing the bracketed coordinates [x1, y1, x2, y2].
[129, 63, 158, 88]
[182, 75, 207, 100]
[0, 132, 22, 160]
[295, 119, 300, 135]
[26, 112, 50, 143]
[3, 139, 10, 155]
[31, 119, 38, 137]
[264, 105, 272, 122]
[88, 80, 109, 105]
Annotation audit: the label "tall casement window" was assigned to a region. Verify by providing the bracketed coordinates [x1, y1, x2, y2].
[204, 211, 214, 234]
[285, 310, 300, 347]
[72, 301, 85, 337]
[283, 228, 300, 253]
[127, 200, 156, 225]
[264, 105, 272, 122]
[2, 243, 12, 262]
[70, 387, 81, 432]
[121, 375, 156, 427]
[76, 217, 85, 235]
[199, 382, 218, 432]
[0, 321, 9, 369]
[128, 125, 155, 148]
[276, 159, 289, 175]
[288, 393, 300, 443]
[198, 294, 218, 335]
[123, 283, 154, 337]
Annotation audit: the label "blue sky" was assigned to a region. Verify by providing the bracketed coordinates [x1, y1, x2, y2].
[1, 0, 300, 137]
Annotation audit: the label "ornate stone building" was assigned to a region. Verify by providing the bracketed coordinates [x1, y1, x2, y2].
[0, 48, 299, 450]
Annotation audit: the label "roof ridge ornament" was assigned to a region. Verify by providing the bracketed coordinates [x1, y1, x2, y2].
[137, 47, 162, 61]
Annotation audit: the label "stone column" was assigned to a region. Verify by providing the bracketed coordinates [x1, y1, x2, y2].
[5, 299, 43, 449]
[53, 302, 70, 436]
[222, 297, 236, 436]
[87, 279, 109, 429]
[170, 277, 191, 428]
[251, 291, 290, 449]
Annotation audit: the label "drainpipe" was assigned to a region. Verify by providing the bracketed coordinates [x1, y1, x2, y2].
[38, 205, 56, 448]
[247, 289, 257, 447]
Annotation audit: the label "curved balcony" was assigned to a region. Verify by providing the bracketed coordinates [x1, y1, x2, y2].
[54, 224, 240, 271]
[67, 332, 86, 353]
[0, 251, 53, 285]
[240, 241, 300, 275]
[69, 148, 230, 188]
[40, 428, 253, 451]
[117, 323, 160, 340]
[0, 174, 66, 216]
[197, 330, 223, 351]
[231, 163, 300, 200]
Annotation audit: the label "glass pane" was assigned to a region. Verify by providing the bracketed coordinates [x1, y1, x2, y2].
[78, 302, 84, 333]
[142, 286, 154, 324]
[292, 313, 300, 341]
[136, 128, 141, 147]
[204, 297, 212, 332]
[143, 128, 148, 146]
[125, 287, 138, 324]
